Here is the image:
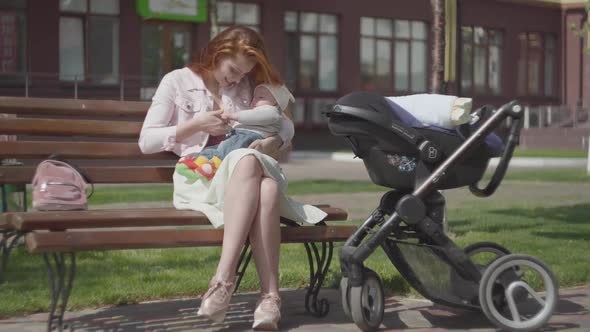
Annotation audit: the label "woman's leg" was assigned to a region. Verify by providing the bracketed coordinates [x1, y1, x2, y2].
[249, 177, 282, 330]
[249, 177, 281, 295]
[215, 155, 263, 281]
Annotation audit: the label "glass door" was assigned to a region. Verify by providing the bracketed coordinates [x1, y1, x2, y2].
[141, 22, 191, 99]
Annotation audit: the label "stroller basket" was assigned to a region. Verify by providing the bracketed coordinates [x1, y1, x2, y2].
[383, 239, 479, 310]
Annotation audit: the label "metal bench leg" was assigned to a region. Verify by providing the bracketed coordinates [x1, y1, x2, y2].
[234, 242, 253, 292]
[44, 253, 76, 332]
[0, 231, 22, 284]
[303, 240, 334, 317]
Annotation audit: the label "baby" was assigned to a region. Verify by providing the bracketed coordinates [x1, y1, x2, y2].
[177, 84, 294, 183]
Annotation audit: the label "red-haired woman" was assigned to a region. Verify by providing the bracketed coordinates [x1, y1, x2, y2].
[139, 26, 292, 330]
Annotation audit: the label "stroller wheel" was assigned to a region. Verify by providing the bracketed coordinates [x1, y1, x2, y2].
[450, 242, 512, 306]
[479, 254, 558, 331]
[350, 269, 385, 331]
[340, 277, 352, 319]
[464, 241, 511, 272]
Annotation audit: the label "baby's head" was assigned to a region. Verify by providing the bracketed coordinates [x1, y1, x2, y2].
[251, 84, 295, 111]
[251, 85, 277, 108]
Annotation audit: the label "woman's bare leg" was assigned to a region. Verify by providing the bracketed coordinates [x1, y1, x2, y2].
[249, 177, 281, 295]
[215, 155, 263, 281]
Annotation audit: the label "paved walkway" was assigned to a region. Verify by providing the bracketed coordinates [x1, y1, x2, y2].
[1, 286, 588, 331]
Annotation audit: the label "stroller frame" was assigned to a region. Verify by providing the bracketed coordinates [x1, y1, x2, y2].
[330, 99, 558, 331]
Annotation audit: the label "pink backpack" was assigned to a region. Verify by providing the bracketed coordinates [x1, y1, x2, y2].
[32, 157, 92, 211]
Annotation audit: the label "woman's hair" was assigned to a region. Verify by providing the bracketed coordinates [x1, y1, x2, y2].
[190, 25, 283, 86]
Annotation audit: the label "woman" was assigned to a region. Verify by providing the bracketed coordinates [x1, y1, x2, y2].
[138, 26, 293, 330]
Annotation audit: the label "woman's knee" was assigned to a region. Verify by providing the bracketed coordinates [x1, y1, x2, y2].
[259, 177, 280, 209]
[260, 177, 279, 195]
[234, 155, 263, 179]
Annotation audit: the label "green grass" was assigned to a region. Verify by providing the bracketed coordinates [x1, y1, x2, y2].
[512, 148, 588, 158]
[486, 169, 590, 182]
[20, 171, 590, 208]
[1, 202, 589, 318]
[3, 173, 589, 318]
[21, 180, 386, 207]
[287, 179, 385, 194]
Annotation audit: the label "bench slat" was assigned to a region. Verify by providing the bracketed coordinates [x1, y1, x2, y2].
[0, 97, 149, 117]
[10, 208, 209, 230]
[0, 118, 142, 138]
[8, 207, 348, 231]
[0, 141, 176, 160]
[0, 166, 174, 184]
[25, 226, 358, 253]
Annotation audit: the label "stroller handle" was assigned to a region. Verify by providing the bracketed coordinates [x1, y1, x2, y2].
[469, 100, 523, 197]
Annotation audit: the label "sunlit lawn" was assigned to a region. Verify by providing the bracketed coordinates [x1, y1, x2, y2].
[2, 171, 589, 317]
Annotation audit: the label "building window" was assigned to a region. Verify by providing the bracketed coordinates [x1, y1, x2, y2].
[0, 0, 26, 81]
[211, 1, 260, 38]
[284, 11, 338, 126]
[360, 17, 427, 93]
[517, 32, 556, 97]
[284, 11, 338, 93]
[461, 26, 503, 95]
[59, 0, 119, 84]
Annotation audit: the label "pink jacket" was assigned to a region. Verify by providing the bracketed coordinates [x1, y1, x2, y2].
[138, 67, 294, 157]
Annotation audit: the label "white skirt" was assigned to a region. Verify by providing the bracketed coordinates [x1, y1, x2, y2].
[173, 148, 328, 228]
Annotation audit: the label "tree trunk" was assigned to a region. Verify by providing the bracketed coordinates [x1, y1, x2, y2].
[430, 0, 449, 234]
[430, 0, 446, 94]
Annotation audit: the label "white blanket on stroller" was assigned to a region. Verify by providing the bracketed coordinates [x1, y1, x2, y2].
[173, 148, 328, 228]
[387, 94, 472, 129]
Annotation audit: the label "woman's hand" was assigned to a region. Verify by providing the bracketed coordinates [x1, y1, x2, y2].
[176, 109, 230, 142]
[248, 135, 283, 160]
[197, 109, 231, 136]
[221, 111, 238, 122]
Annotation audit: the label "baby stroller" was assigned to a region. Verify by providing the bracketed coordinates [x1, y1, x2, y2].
[325, 92, 558, 332]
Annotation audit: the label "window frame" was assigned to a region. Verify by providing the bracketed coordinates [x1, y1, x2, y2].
[212, 1, 262, 38]
[360, 16, 429, 95]
[284, 11, 340, 96]
[283, 11, 340, 129]
[59, 0, 120, 85]
[517, 32, 557, 97]
[459, 25, 504, 97]
[0, 0, 27, 84]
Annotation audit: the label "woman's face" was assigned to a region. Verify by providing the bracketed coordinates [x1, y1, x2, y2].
[214, 53, 256, 88]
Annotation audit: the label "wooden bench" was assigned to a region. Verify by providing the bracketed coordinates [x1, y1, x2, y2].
[0, 96, 354, 332]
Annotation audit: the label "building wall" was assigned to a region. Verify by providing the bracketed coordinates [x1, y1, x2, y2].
[458, 0, 562, 106]
[0, 0, 570, 103]
[0, 0, 588, 150]
[119, 0, 142, 100]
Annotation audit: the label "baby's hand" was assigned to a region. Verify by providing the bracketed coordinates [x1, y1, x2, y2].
[221, 112, 238, 121]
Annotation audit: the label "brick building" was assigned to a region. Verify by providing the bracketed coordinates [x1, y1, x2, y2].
[0, 0, 588, 149]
